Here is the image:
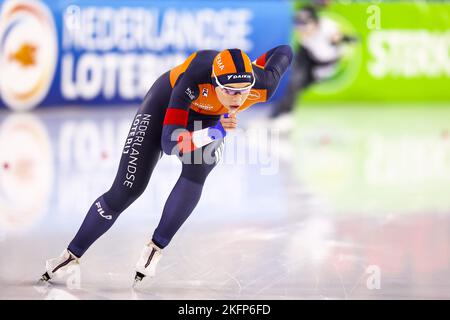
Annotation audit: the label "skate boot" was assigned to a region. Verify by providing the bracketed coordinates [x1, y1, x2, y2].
[133, 241, 162, 286]
[39, 249, 79, 282]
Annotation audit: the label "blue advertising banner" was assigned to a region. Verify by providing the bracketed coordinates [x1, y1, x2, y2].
[0, 0, 292, 111]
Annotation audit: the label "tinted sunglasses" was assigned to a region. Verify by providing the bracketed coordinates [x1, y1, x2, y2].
[213, 70, 255, 96]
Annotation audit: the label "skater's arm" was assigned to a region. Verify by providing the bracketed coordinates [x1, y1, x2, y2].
[161, 79, 226, 156]
[254, 45, 294, 99]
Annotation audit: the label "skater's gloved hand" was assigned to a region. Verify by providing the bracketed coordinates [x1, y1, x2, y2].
[220, 113, 238, 132]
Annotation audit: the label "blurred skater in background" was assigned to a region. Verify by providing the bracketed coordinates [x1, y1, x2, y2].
[268, 5, 358, 132]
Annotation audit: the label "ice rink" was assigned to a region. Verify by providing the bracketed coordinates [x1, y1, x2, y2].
[1, 104, 450, 300]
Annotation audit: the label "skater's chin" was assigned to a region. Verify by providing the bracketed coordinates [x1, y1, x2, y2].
[228, 105, 240, 113]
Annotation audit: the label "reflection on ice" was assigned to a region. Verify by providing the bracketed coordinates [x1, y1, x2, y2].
[1, 105, 450, 299]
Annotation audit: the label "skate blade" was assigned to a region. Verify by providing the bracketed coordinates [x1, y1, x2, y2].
[37, 272, 51, 283]
[132, 272, 145, 288]
[34, 273, 52, 294]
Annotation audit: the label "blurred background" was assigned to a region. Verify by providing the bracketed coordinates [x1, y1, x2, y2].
[0, 0, 449, 299]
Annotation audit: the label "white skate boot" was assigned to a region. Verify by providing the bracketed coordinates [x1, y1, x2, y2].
[39, 249, 79, 282]
[133, 241, 162, 286]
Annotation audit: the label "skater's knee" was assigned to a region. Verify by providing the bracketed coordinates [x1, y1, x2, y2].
[102, 186, 142, 213]
[180, 163, 215, 185]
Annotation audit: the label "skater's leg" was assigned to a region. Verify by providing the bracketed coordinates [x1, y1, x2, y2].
[133, 165, 209, 283]
[152, 140, 224, 249]
[132, 161, 214, 283]
[42, 126, 162, 280]
[67, 139, 162, 257]
[67, 73, 172, 258]
[132, 116, 223, 282]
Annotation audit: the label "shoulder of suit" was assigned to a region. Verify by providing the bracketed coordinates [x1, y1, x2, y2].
[183, 50, 218, 85]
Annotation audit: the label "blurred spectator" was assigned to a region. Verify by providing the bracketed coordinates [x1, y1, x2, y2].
[269, 5, 357, 130]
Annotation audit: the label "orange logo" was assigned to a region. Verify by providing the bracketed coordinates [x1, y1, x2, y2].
[0, 0, 58, 111]
[247, 89, 261, 101]
[9, 43, 37, 67]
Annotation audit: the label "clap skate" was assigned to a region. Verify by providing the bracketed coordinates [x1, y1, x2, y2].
[39, 249, 79, 282]
[133, 241, 162, 287]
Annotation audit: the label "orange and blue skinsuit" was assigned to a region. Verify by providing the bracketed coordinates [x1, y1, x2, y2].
[68, 45, 293, 256]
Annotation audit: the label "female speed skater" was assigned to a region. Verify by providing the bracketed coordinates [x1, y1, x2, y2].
[40, 44, 293, 285]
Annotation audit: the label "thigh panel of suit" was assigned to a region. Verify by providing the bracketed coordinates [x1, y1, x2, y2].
[105, 72, 172, 209]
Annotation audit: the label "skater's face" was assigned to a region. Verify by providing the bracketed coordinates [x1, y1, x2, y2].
[215, 82, 252, 114]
